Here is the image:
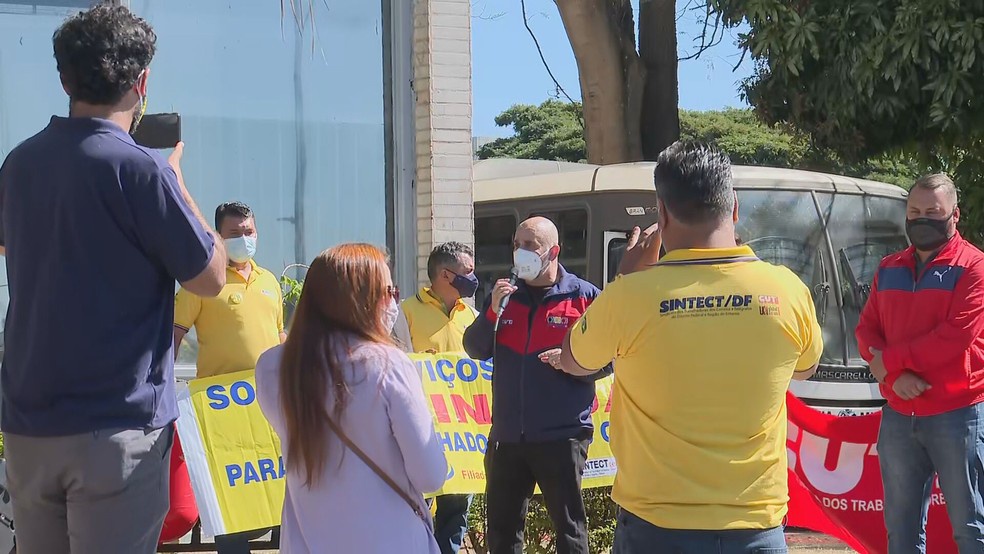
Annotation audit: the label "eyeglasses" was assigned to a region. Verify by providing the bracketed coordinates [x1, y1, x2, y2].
[387, 286, 400, 302]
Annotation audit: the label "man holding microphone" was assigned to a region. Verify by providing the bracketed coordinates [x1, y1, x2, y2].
[463, 216, 611, 554]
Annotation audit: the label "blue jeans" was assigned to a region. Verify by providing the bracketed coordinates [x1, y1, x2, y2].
[433, 494, 473, 554]
[612, 510, 787, 554]
[878, 403, 984, 554]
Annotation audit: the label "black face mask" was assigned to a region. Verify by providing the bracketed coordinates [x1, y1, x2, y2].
[450, 272, 480, 299]
[905, 212, 954, 251]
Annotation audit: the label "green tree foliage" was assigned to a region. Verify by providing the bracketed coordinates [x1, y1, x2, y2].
[479, 102, 921, 188]
[708, 0, 984, 239]
[477, 100, 587, 163]
[678, 108, 807, 168]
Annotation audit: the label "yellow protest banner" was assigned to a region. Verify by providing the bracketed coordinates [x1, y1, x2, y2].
[415, 352, 616, 494]
[176, 370, 285, 536]
[175, 353, 616, 536]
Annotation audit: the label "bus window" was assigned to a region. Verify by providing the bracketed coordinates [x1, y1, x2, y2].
[604, 231, 628, 286]
[475, 213, 518, 304]
[737, 190, 836, 363]
[531, 209, 589, 280]
[822, 193, 908, 363]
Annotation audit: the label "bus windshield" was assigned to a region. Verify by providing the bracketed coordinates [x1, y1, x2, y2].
[822, 193, 908, 363]
[736, 190, 837, 364]
[736, 190, 908, 367]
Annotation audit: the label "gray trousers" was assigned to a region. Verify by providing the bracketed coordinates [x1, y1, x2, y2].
[4, 426, 173, 554]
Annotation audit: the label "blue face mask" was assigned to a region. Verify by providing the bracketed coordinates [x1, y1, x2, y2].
[225, 235, 257, 264]
[450, 271, 479, 299]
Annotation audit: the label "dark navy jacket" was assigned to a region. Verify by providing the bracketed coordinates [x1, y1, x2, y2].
[463, 266, 613, 443]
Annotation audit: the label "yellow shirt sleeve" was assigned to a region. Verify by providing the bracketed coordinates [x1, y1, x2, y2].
[794, 284, 824, 371]
[174, 288, 202, 331]
[568, 278, 624, 370]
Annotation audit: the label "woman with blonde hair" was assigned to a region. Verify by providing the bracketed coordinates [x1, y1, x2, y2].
[256, 243, 447, 553]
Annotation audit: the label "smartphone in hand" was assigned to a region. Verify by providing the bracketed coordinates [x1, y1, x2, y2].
[132, 113, 181, 149]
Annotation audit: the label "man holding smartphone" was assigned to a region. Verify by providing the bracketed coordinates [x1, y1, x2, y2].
[0, 5, 227, 553]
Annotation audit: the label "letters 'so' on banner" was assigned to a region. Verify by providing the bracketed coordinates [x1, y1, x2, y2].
[176, 371, 286, 537]
[175, 353, 617, 537]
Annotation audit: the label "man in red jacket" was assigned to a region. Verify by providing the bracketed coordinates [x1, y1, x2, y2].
[857, 173, 984, 552]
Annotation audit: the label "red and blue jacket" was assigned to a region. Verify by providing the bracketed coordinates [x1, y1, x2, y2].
[856, 233, 984, 415]
[463, 266, 612, 443]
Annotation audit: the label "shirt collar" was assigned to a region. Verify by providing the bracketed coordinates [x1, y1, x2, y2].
[418, 287, 465, 313]
[227, 259, 262, 282]
[904, 231, 963, 264]
[48, 116, 134, 144]
[657, 245, 759, 266]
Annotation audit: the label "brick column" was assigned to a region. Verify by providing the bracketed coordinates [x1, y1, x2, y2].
[413, 0, 474, 288]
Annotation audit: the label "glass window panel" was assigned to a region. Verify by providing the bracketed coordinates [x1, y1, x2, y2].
[0, 0, 388, 371]
[607, 237, 627, 284]
[821, 193, 908, 363]
[475, 214, 517, 304]
[736, 190, 839, 364]
[531, 209, 588, 280]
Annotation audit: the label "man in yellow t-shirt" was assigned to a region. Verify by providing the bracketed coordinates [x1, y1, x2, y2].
[173, 201, 285, 553]
[556, 142, 822, 554]
[174, 201, 285, 379]
[400, 242, 478, 554]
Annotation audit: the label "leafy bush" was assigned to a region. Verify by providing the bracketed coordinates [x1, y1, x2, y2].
[279, 265, 307, 330]
[466, 487, 618, 553]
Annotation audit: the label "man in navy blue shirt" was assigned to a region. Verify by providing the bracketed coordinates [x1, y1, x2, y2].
[0, 5, 227, 553]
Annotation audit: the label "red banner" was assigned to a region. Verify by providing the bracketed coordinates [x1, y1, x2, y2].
[785, 392, 956, 553]
[159, 431, 200, 545]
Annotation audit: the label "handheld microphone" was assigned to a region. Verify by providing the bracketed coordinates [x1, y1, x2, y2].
[494, 270, 519, 332]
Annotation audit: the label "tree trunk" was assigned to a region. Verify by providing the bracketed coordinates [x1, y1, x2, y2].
[639, 0, 680, 160]
[556, 0, 642, 164]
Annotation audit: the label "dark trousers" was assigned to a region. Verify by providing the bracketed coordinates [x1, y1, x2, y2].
[484, 438, 590, 554]
[613, 510, 787, 554]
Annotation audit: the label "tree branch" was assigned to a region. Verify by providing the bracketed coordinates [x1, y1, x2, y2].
[472, 0, 506, 20]
[521, 0, 582, 128]
[280, 0, 330, 59]
[676, 0, 698, 22]
[678, 2, 724, 62]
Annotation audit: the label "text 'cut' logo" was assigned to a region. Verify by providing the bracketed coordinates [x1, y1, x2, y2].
[758, 294, 781, 316]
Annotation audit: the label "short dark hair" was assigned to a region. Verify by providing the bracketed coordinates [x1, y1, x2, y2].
[215, 201, 254, 230]
[427, 242, 474, 281]
[653, 141, 734, 225]
[53, 4, 157, 106]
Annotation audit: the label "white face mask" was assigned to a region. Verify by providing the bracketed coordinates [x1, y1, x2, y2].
[513, 248, 547, 281]
[225, 236, 257, 264]
[382, 297, 399, 333]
